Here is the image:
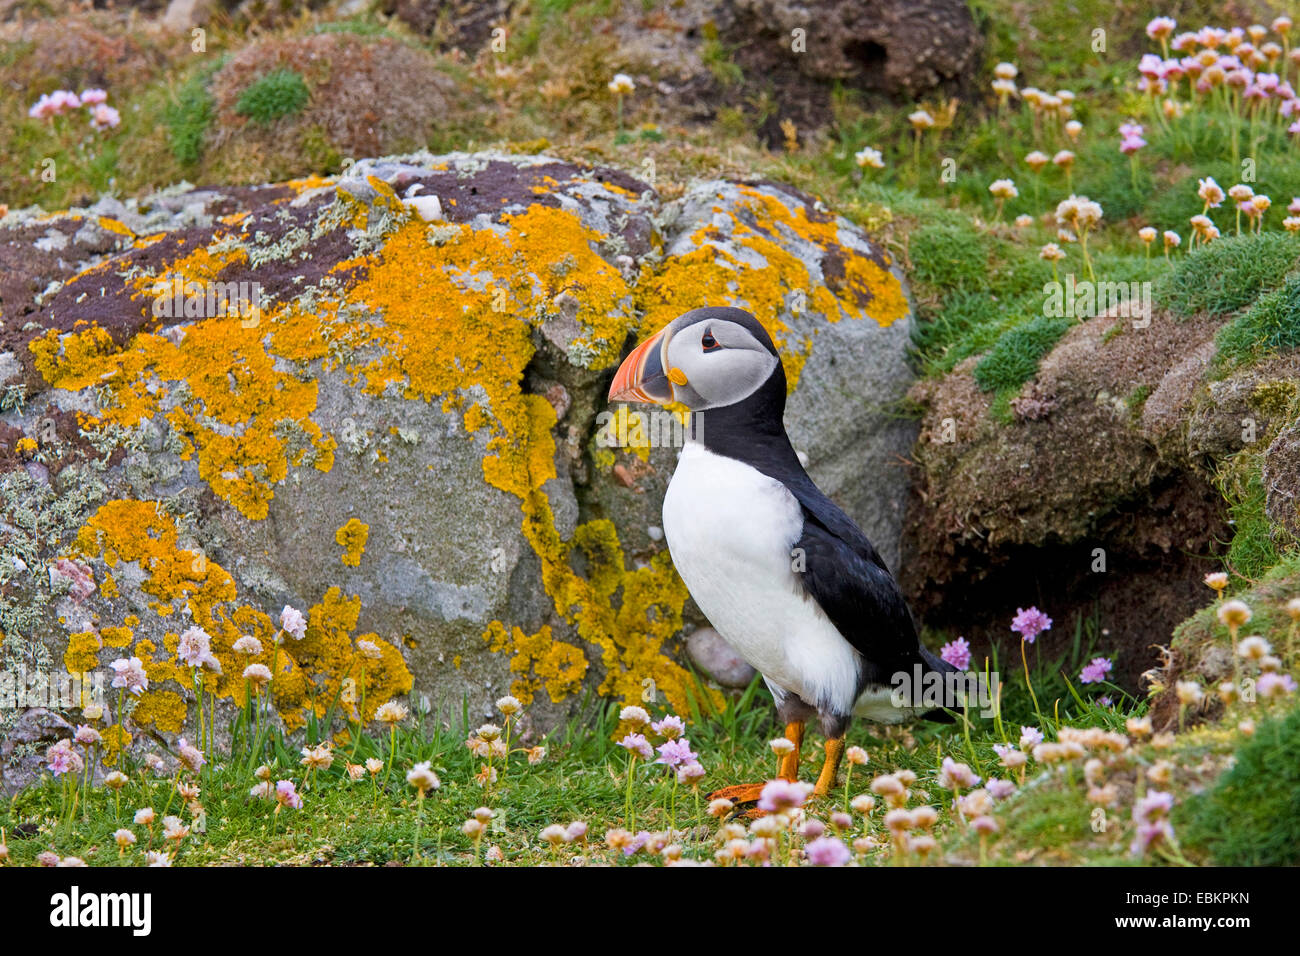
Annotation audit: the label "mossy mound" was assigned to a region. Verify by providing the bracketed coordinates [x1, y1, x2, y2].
[189, 33, 456, 181]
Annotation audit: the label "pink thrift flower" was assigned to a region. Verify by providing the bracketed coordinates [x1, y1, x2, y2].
[280, 605, 307, 640]
[275, 780, 303, 809]
[757, 778, 813, 812]
[1145, 17, 1176, 41]
[46, 739, 83, 776]
[676, 760, 706, 785]
[654, 738, 697, 768]
[1120, 134, 1147, 154]
[109, 656, 149, 695]
[805, 836, 851, 866]
[177, 738, 205, 773]
[618, 733, 653, 760]
[90, 104, 120, 130]
[1019, 726, 1044, 750]
[940, 637, 971, 670]
[177, 626, 221, 672]
[650, 714, 685, 739]
[1011, 607, 1052, 643]
[1080, 657, 1114, 684]
[986, 778, 1017, 799]
[1255, 673, 1297, 698]
[80, 88, 108, 105]
[938, 757, 980, 790]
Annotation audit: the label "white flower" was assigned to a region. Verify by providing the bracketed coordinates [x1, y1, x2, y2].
[279, 606, 307, 640]
[406, 762, 441, 794]
[988, 178, 1019, 199]
[177, 626, 221, 672]
[854, 146, 885, 169]
[232, 635, 263, 655]
[608, 73, 635, 95]
[619, 705, 650, 726]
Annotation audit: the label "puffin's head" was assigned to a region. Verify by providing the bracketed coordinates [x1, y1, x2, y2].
[608, 307, 781, 410]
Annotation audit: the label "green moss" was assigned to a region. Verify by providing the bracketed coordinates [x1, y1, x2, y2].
[701, 35, 744, 88]
[973, 314, 1072, 392]
[165, 65, 218, 166]
[1125, 383, 1152, 416]
[312, 19, 391, 36]
[1222, 466, 1281, 582]
[1158, 233, 1300, 318]
[1181, 708, 1300, 865]
[235, 69, 311, 125]
[1214, 273, 1300, 371]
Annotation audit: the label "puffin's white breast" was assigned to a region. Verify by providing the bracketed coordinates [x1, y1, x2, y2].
[662, 442, 861, 714]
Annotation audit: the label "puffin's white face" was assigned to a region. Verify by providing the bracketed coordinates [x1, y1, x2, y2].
[608, 308, 780, 411]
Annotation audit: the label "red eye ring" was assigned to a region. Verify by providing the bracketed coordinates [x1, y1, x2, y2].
[701, 330, 720, 352]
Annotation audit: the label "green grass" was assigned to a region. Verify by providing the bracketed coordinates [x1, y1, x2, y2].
[1215, 273, 1300, 370]
[1181, 707, 1300, 866]
[164, 63, 220, 166]
[973, 314, 1072, 392]
[3, 615, 1216, 868]
[235, 68, 311, 125]
[1222, 466, 1283, 583]
[1159, 233, 1300, 318]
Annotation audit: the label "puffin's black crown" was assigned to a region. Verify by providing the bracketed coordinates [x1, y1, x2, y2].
[675, 306, 779, 357]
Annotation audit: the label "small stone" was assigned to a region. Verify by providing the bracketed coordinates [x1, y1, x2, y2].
[686, 627, 756, 688]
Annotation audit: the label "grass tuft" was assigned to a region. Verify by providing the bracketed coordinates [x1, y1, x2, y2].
[1214, 273, 1300, 370]
[235, 68, 311, 125]
[973, 314, 1072, 392]
[1159, 233, 1300, 318]
[1181, 707, 1300, 866]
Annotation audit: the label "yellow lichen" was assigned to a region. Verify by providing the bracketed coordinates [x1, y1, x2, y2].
[64, 630, 101, 675]
[71, 499, 412, 732]
[335, 518, 369, 567]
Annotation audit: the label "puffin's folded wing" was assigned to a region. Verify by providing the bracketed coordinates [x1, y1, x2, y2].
[791, 508, 924, 685]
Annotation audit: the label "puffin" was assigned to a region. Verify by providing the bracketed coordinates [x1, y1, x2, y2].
[608, 306, 956, 801]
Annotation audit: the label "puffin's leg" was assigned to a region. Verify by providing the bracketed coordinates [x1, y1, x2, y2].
[813, 736, 846, 797]
[707, 721, 806, 806]
[777, 720, 804, 781]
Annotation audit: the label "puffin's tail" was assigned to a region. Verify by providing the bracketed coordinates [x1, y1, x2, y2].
[919, 646, 961, 724]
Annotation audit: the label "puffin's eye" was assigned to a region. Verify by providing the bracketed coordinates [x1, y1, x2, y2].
[701, 330, 720, 352]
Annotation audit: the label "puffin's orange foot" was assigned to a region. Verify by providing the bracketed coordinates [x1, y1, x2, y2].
[707, 782, 768, 806]
[707, 782, 774, 819]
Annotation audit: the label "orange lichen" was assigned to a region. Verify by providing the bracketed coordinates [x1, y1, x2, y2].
[100, 723, 131, 766]
[130, 690, 187, 733]
[32, 313, 335, 519]
[70, 499, 412, 732]
[64, 630, 101, 675]
[335, 518, 369, 567]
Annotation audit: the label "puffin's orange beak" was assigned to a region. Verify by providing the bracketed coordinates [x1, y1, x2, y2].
[609, 327, 674, 405]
